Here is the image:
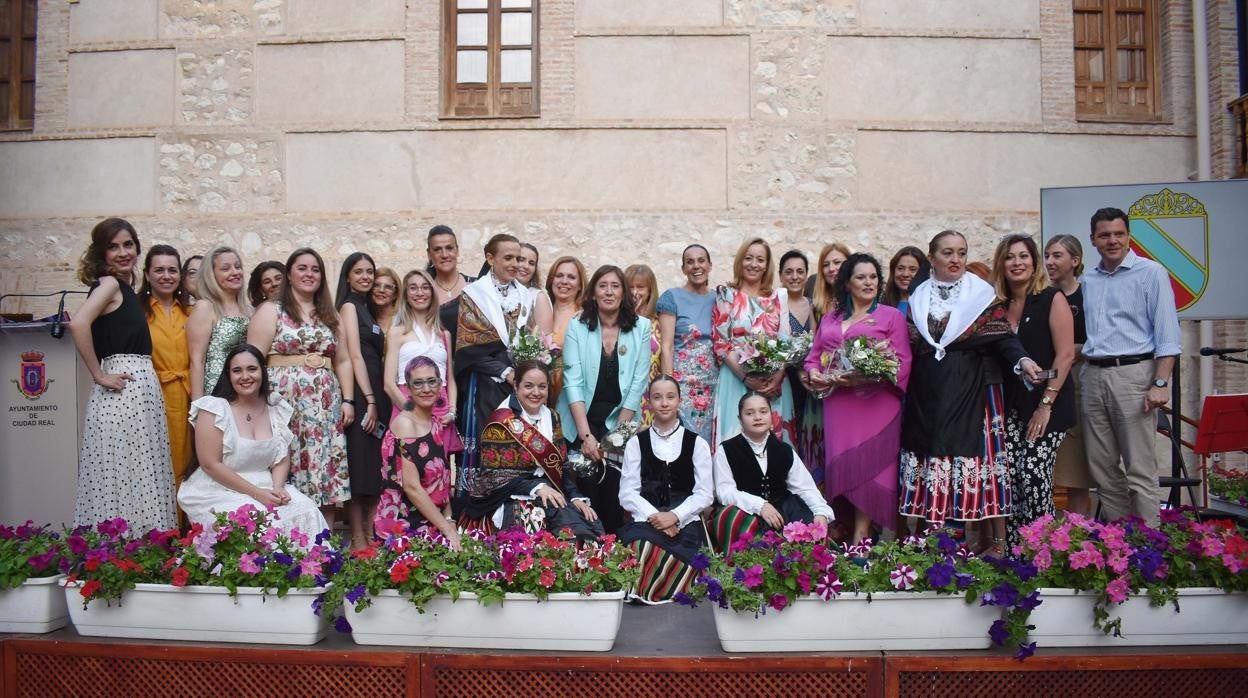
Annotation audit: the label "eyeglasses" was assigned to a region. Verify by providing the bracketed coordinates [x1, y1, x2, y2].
[408, 378, 440, 392]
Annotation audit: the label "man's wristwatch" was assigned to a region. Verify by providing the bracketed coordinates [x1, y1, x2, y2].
[1152, 378, 1169, 388]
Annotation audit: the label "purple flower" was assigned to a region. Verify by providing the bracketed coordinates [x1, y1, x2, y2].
[333, 615, 352, 633]
[953, 572, 975, 590]
[66, 534, 88, 554]
[704, 577, 723, 603]
[273, 552, 293, 566]
[741, 564, 765, 589]
[97, 518, 129, 538]
[674, 592, 697, 607]
[925, 561, 954, 588]
[934, 531, 959, 556]
[988, 582, 1019, 608]
[1016, 590, 1042, 612]
[768, 593, 789, 611]
[1015, 641, 1037, 660]
[25, 551, 59, 571]
[691, 553, 710, 571]
[314, 529, 334, 545]
[345, 585, 366, 604]
[988, 619, 1009, 646]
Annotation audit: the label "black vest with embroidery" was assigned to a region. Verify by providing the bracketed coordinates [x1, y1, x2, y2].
[638, 428, 698, 509]
[721, 434, 792, 505]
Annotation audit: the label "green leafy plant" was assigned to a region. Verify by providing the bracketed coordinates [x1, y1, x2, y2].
[1207, 464, 1248, 504]
[0, 521, 67, 590]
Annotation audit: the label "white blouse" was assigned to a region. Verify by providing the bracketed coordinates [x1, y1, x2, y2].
[618, 425, 714, 530]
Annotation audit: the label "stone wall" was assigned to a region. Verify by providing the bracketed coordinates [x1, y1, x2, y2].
[1, 0, 1241, 404]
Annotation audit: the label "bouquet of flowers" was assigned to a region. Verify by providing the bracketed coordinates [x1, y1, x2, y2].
[738, 332, 811, 378]
[320, 520, 640, 632]
[834, 336, 901, 382]
[63, 506, 341, 608]
[509, 326, 561, 370]
[678, 523, 1042, 658]
[0, 521, 68, 589]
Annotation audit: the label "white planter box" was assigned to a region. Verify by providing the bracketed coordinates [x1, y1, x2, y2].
[712, 591, 998, 652]
[0, 575, 69, 633]
[1028, 587, 1248, 647]
[64, 581, 328, 645]
[349, 590, 626, 650]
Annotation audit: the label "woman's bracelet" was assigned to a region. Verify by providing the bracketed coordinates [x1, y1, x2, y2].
[342, 398, 356, 406]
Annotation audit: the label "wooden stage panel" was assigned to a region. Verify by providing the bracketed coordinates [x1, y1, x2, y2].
[884, 651, 1248, 698]
[2, 638, 415, 698]
[420, 653, 882, 698]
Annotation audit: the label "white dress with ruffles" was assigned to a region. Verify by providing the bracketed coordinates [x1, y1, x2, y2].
[177, 396, 328, 537]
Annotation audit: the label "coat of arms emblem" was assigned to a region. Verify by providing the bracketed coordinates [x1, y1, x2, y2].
[1128, 188, 1210, 311]
[14, 350, 53, 400]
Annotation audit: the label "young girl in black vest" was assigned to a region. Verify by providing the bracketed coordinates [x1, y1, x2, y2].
[711, 392, 833, 551]
[618, 376, 714, 603]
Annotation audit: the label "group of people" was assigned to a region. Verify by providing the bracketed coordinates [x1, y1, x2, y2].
[68, 208, 1180, 602]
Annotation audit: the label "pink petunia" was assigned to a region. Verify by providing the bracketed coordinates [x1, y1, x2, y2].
[889, 564, 917, 590]
[1069, 541, 1105, 571]
[1105, 576, 1131, 604]
[238, 552, 261, 575]
[741, 564, 765, 589]
[815, 572, 842, 600]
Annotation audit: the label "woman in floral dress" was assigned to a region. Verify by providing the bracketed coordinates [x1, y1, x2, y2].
[710, 238, 793, 447]
[246, 247, 354, 528]
[657, 244, 717, 444]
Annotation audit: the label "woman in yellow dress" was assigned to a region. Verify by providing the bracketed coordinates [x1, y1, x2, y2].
[139, 244, 193, 488]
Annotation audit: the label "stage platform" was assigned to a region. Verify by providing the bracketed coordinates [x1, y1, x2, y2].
[3, 603, 1247, 697]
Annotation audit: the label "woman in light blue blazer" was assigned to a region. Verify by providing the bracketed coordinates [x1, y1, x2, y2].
[558, 264, 653, 534]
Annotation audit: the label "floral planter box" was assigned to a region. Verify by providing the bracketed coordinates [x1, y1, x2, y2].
[712, 591, 998, 652]
[1208, 496, 1248, 520]
[64, 582, 327, 645]
[1028, 587, 1248, 647]
[0, 575, 69, 633]
[349, 590, 626, 650]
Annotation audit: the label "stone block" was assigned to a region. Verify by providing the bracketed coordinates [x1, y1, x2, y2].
[576, 37, 750, 120]
[0, 138, 157, 216]
[286, 0, 405, 34]
[860, 0, 1040, 31]
[70, 0, 160, 43]
[752, 30, 826, 120]
[825, 37, 1041, 123]
[729, 126, 854, 209]
[178, 47, 254, 125]
[285, 129, 728, 211]
[256, 40, 405, 124]
[576, 0, 722, 29]
[856, 131, 1194, 211]
[68, 49, 176, 128]
[726, 0, 856, 27]
[158, 136, 282, 213]
[161, 0, 284, 37]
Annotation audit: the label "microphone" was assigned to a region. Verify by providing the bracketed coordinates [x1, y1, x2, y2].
[1199, 347, 1246, 356]
[50, 291, 67, 339]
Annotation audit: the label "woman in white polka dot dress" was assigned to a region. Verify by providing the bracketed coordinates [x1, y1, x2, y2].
[68, 218, 178, 532]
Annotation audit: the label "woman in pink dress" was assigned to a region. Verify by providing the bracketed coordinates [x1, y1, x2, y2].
[806, 253, 912, 544]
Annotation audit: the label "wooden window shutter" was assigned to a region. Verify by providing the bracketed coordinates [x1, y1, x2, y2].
[0, 0, 36, 131]
[1074, 0, 1162, 121]
[442, 0, 539, 118]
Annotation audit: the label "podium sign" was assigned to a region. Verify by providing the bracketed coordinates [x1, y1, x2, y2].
[0, 323, 88, 526]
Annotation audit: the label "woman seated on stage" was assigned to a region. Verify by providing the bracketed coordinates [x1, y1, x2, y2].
[711, 392, 833, 552]
[178, 344, 327, 540]
[374, 356, 461, 550]
[618, 375, 714, 604]
[456, 361, 604, 541]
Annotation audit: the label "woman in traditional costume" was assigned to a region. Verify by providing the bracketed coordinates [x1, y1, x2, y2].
[458, 361, 603, 540]
[711, 393, 833, 552]
[454, 234, 538, 491]
[899, 230, 1043, 556]
[618, 376, 714, 603]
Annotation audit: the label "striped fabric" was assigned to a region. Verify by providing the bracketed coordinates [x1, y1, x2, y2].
[628, 540, 700, 605]
[457, 513, 496, 537]
[1081, 251, 1182, 359]
[710, 506, 762, 554]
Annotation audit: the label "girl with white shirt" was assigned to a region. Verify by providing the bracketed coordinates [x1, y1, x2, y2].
[458, 361, 603, 540]
[712, 392, 833, 551]
[618, 376, 714, 603]
[383, 269, 457, 437]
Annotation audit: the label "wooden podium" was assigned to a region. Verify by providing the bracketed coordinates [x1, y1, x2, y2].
[0, 320, 90, 526]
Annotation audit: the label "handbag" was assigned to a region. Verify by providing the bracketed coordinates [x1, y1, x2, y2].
[438, 421, 465, 455]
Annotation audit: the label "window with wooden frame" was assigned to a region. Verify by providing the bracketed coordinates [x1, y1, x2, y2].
[442, 0, 538, 118]
[1073, 0, 1162, 121]
[0, 0, 36, 130]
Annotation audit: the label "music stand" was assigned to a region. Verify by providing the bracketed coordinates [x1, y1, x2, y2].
[1194, 394, 1248, 456]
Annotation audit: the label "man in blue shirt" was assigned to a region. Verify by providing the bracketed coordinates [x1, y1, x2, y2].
[1079, 207, 1182, 526]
